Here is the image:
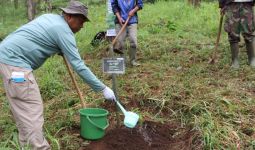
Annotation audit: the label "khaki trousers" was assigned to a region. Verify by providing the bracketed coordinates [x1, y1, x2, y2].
[115, 23, 138, 62]
[0, 63, 50, 150]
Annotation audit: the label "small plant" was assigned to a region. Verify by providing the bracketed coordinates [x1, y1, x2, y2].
[45, 128, 60, 150]
[167, 20, 177, 32]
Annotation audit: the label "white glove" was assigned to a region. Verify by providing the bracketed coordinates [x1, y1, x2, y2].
[102, 86, 116, 101]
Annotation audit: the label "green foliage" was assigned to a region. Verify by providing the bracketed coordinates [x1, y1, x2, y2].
[35, 56, 66, 100]
[0, 0, 27, 39]
[45, 128, 61, 150]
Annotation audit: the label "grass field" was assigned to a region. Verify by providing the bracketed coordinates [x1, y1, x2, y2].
[1, 0, 255, 149]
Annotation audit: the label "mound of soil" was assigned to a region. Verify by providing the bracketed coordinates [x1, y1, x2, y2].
[83, 121, 202, 150]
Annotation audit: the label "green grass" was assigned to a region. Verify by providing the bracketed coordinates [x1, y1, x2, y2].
[1, 0, 255, 149]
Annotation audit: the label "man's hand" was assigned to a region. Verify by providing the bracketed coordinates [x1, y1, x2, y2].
[116, 12, 124, 26]
[128, 9, 136, 17]
[117, 16, 125, 26]
[102, 86, 116, 101]
[128, 6, 139, 17]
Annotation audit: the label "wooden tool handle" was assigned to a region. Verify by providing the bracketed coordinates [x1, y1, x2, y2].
[112, 16, 131, 46]
[212, 15, 224, 61]
[63, 56, 86, 108]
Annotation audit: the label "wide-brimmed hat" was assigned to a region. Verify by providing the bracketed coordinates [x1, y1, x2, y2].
[60, 1, 90, 21]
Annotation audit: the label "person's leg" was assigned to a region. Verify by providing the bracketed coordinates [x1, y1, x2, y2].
[241, 3, 255, 67]
[127, 24, 140, 66]
[0, 63, 50, 150]
[229, 41, 240, 68]
[224, 3, 241, 68]
[243, 37, 255, 67]
[114, 24, 127, 54]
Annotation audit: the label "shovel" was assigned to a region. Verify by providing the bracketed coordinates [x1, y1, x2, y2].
[63, 56, 87, 108]
[209, 14, 224, 64]
[114, 99, 139, 128]
[111, 16, 131, 54]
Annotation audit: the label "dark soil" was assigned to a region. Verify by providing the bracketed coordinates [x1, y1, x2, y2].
[81, 121, 202, 150]
[56, 102, 203, 149]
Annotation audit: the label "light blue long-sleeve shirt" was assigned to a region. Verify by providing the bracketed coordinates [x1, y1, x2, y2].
[0, 14, 105, 92]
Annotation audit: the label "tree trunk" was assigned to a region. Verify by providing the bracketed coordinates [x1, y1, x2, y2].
[27, 0, 37, 21]
[14, 0, 19, 9]
[188, 0, 201, 7]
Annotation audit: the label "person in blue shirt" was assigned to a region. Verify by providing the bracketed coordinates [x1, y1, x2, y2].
[0, 1, 116, 149]
[111, 0, 143, 66]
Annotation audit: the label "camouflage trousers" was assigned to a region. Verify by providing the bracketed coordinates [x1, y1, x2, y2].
[224, 2, 255, 43]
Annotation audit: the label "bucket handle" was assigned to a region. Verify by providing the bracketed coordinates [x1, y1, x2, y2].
[86, 116, 109, 130]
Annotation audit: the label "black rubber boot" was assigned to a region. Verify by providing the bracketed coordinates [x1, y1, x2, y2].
[230, 43, 239, 69]
[245, 40, 255, 68]
[129, 47, 140, 66]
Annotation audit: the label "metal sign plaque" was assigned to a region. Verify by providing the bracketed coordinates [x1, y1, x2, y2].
[103, 58, 125, 74]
